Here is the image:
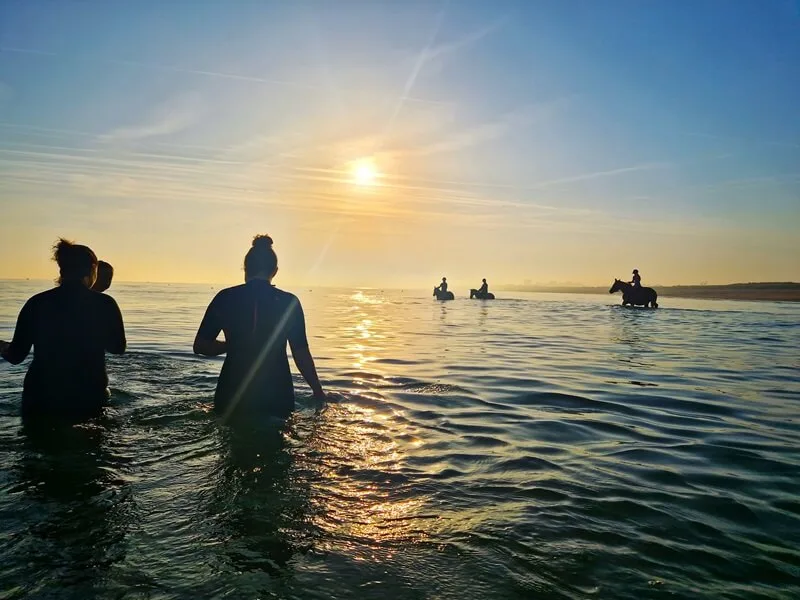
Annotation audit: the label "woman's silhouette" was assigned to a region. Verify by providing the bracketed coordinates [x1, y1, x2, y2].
[0, 239, 127, 421]
[193, 234, 325, 420]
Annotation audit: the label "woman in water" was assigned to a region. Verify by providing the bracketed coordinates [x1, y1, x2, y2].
[193, 234, 325, 420]
[0, 239, 127, 420]
[91, 260, 114, 292]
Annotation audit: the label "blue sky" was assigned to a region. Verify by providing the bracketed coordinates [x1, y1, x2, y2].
[0, 0, 798, 286]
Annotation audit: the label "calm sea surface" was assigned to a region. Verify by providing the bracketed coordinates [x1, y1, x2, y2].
[1, 281, 799, 599]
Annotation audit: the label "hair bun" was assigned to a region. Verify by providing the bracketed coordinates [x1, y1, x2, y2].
[54, 238, 75, 252]
[252, 234, 273, 249]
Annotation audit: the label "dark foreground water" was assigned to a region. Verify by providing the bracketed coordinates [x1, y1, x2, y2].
[1, 282, 799, 599]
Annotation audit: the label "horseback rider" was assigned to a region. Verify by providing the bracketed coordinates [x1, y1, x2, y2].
[630, 269, 642, 288]
[436, 277, 448, 294]
[478, 278, 488, 295]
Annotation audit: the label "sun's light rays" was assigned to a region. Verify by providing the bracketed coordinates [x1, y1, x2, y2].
[351, 158, 380, 187]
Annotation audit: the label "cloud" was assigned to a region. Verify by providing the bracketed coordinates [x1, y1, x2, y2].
[0, 113, 672, 237]
[422, 17, 508, 63]
[1, 46, 311, 89]
[99, 93, 205, 142]
[527, 162, 671, 189]
[381, 13, 508, 145]
[681, 130, 800, 151]
[405, 97, 573, 157]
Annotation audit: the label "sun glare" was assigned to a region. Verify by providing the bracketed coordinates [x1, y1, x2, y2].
[352, 159, 379, 186]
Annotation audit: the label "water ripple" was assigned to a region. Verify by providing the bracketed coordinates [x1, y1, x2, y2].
[1, 284, 799, 598]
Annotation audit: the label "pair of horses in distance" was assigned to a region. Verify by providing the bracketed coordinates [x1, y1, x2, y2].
[432, 288, 495, 300]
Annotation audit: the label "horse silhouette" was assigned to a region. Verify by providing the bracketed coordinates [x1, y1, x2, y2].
[433, 287, 454, 301]
[609, 279, 658, 308]
[469, 289, 495, 299]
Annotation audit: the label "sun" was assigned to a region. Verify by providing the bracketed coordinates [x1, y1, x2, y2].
[352, 159, 379, 186]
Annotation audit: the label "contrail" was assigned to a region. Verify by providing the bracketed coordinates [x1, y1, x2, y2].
[378, 0, 450, 150]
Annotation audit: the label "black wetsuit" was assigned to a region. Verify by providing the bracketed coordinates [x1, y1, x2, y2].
[479, 283, 488, 295]
[197, 280, 308, 419]
[2, 282, 126, 419]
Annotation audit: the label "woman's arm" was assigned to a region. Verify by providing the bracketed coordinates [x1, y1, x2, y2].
[287, 297, 325, 399]
[194, 295, 227, 356]
[290, 343, 325, 400]
[1, 300, 34, 365]
[105, 297, 127, 355]
[193, 336, 227, 356]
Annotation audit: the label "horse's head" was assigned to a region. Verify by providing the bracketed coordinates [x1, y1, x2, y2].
[609, 278, 625, 294]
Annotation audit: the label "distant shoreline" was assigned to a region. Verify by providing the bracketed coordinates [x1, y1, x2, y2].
[498, 282, 800, 302]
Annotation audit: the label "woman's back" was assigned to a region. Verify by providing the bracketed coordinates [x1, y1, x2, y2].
[5, 282, 126, 415]
[198, 280, 306, 417]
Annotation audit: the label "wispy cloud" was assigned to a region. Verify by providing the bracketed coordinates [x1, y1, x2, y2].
[381, 10, 508, 147]
[681, 130, 800, 150]
[0, 47, 58, 57]
[405, 97, 574, 157]
[0, 46, 313, 89]
[98, 93, 205, 142]
[0, 135, 579, 227]
[380, 1, 450, 146]
[527, 162, 671, 189]
[423, 16, 508, 63]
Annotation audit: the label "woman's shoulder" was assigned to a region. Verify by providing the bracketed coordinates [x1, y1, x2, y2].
[213, 284, 247, 301]
[27, 285, 67, 306]
[17, 288, 50, 313]
[271, 287, 301, 306]
[90, 290, 123, 312]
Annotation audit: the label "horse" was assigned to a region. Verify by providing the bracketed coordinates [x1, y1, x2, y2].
[470, 289, 495, 299]
[433, 287, 455, 301]
[609, 279, 658, 308]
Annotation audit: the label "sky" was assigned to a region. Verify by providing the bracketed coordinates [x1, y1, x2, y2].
[0, 0, 798, 287]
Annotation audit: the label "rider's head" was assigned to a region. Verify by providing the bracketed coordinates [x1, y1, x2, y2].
[632, 269, 639, 274]
[482, 278, 486, 283]
[442, 277, 446, 282]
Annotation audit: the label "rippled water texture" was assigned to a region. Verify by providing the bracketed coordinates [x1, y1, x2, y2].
[1, 281, 799, 599]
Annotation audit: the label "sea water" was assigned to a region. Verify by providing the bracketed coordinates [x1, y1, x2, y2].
[1, 281, 798, 599]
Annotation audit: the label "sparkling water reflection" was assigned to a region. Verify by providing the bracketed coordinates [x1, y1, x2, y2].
[1, 281, 799, 599]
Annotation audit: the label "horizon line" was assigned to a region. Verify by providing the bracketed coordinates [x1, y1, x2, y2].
[1, 278, 797, 288]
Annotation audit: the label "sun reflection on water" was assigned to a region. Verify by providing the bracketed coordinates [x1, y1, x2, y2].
[350, 290, 384, 305]
[344, 292, 387, 375]
[298, 403, 435, 548]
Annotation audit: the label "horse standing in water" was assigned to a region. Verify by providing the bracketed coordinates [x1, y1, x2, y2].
[469, 289, 495, 299]
[609, 279, 659, 308]
[433, 287, 455, 300]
